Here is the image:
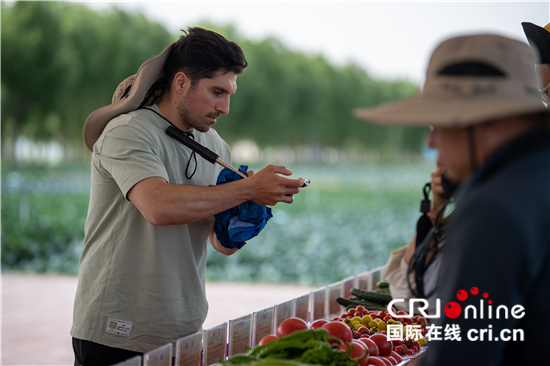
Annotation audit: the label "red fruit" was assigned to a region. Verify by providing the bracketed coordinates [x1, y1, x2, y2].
[351, 340, 370, 365]
[405, 349, 415, 356]
[311, 319, 329, 329]
[258, 334, 278, 345]
[276, 317, 309, 338]
[358, 337, 379, 356]
[370, 334, 393, 356]
[321, 321, 353, 344]
[391, 339, 402, 347]
[390, 351, 404, 363]
[368, 356, 391, 366]
[340, 341, 368, 360]
[383, 355, 398, 365]
[393, 346, 406, 356]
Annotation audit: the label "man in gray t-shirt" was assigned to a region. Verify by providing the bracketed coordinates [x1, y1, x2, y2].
[72, 27, 305, 366]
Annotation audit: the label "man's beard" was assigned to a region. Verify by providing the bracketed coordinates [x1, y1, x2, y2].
[177, 95, 219, 133]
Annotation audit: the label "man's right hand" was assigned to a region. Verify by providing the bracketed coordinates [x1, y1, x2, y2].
[245, 164, 304, 206]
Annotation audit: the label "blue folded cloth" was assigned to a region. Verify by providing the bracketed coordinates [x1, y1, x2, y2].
[214, 165, 273, 249]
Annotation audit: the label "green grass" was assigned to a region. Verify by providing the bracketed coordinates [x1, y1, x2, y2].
[1, 162, 433, 286]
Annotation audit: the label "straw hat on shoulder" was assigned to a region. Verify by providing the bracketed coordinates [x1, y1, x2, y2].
[83, 42, 174, 152]
[354, 34, 547, 127]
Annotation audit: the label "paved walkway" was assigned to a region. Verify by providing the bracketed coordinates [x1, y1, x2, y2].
[1, 273, 315, 366]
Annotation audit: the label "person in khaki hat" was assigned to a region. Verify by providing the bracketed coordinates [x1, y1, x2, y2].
[72, 27, 304, 365]
[355, 34, 549, 366]
[522, 21, 550, 105]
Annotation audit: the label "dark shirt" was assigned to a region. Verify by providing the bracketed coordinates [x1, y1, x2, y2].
[423, 127, 550, 366]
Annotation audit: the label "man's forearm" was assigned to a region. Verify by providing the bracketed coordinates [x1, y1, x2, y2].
[127, 164, 304, 226]
[128, 176, 253, 226]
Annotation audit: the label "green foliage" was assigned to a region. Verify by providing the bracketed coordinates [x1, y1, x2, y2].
[1, 163, 433, 283]
[2, 2, 423, 161]
[1, 1, 174, 150]
[1, 191, 88, 272]
[211, 27, 423, 151]
[206, 163, 433, 286]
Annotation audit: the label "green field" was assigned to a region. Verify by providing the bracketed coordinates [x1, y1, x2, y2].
[1, 162, 433, 286]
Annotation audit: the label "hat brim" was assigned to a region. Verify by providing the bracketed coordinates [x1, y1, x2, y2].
[354, 95, 548, 127]
[83, 42, 175, 152]
[522, 22, 550, 64]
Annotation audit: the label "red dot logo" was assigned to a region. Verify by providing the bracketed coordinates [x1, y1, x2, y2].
[471, 287, 479, 295]
[444, 302, 462, 319]
[457, 290, 468, 301]
[483, 292, 489, 298]
[488, 300, 493, 304]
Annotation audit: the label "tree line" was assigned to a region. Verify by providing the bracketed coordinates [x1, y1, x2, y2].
[1, 1, 426, 162]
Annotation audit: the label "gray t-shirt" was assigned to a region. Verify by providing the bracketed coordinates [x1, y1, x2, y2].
[71, 104, 231, 352]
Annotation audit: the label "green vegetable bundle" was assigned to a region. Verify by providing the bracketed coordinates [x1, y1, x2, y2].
[216, 329, 360, 366]
[336, 287, 394, 311]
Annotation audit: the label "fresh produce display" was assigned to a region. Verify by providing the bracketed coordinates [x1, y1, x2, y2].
[331, 301, 429, 359]
[217, 307, 428, 366]
[217, 318, 368, 366]
[336, 287, 393, 311]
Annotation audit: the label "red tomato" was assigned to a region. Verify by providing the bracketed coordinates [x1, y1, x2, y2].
[370, 334, 393, 356]
[311, 319, 329, 329]
[258, 334, 278, 345]
[351, 340, 370, 366]
[341, 341, 368, 361]
[390, 351, 404, 363]
[321, 321, 353, 344]
[358, 337, 379, 356]
[276, 317, 309, 338]
[393, 346, 406, 356]
[356, 305, 365, 312]
[391, 339, 402, 347]
[383, 356, 397, 365]
[368, 356, 391, 366]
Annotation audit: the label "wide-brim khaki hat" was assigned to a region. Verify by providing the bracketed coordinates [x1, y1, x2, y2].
[354, 34, 547, 127]
[83, 42, 174, 151]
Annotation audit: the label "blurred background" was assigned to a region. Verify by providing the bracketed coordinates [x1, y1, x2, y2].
[2, 0, 548, 286]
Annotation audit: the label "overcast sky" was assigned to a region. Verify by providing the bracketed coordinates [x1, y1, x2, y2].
[81, 1, 549, 83]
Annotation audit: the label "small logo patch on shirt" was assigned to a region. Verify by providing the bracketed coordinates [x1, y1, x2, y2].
[106, 317, 133, 337]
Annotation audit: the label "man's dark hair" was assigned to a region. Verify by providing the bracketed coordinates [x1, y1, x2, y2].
[164, 27, 248, 91]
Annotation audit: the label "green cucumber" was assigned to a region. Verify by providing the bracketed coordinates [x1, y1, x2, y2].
[350, 288, 393, 304]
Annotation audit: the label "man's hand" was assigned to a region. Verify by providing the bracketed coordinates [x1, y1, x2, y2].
[244, 165, 304, 206]
[208, 224, 239, 256]
[127, 164, 304, 226]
